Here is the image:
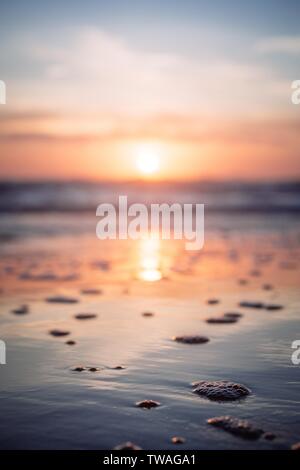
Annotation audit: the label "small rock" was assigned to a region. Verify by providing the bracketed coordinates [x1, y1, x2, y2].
[173, 335, 210, 345]
[263, 284, 273, 291]
[171, 436, 186, 444]
[265, 304, 283, 311]
[81, 289, 102, 295]
[66, 340, 76, 346]
[207, 299, 220, 305]
[239, 301, 264, 309]
[192, 380, 251, 401]
[88, 367, 100, 372]
[114, 442, 142, 450]
[207, 416, 263, 440]
[111, 366, 126, 370]
[206, 316, 238, 324]
[46, 295, 79, 304]
[136, 400, 161, 409]
[49, 329, 70, 337]
[142, 312, 154, 317]
[72, 366, 86, 372]
[74, 313, 97, 320]
[224, 312, 243, 319]
[11, 304, 29, 315]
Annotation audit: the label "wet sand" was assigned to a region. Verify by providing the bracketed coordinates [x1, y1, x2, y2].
[0, 211, 300, 449]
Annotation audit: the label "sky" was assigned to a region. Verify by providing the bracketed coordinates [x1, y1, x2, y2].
[0, 0, 300, 181]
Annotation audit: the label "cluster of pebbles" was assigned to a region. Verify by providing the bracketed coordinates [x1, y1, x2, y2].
[10, 278, 289, 449]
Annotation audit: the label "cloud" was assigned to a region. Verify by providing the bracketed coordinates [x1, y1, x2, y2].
[0, 111, 299, 150]
[256, 36, 300, 55]
[5, 26, 276, 116]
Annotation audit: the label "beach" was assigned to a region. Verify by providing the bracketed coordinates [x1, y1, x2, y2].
[0, 182, 299, 450]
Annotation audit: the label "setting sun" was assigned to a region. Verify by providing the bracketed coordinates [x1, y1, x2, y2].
[136, 147, 160, 176]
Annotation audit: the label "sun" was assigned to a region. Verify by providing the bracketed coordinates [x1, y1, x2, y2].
[136, 147, 160, 176]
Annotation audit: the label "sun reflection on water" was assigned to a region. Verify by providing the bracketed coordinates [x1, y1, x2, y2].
[138, 238, 162, 282]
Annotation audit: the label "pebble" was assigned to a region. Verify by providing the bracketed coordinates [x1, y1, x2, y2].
[114, 442, 142, 450]
[171, 436, 186, 444]
[49, 329, 70, 337]
[46, 295, 79, 304]
[239, 301, 264, 309]
[136, 400, 161, 409]
[265, 304, 283, 311]
[111, 366, 126, 370]
[192, 380, 251, 401]
[224, 312, 243, 319]
[142, 312, 154, 317]
[66, 340, 76, 346]
[71, 366, 100, 372]
[207, 416, 263, 440]
[207, 299, 220, 305]
[206, 316, 238, 324]
[81, 289, 102, 295]
[11, 304, 29, 315]
[263, 284, 273, 291]
[74, 313, 97, 320]
[173, 335, 210, 345]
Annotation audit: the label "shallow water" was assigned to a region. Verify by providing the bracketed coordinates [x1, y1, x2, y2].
[0, 209, 300, 450]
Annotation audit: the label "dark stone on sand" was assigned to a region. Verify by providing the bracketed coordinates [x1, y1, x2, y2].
[142, 312, 154, 317]
[11, 304, 29, 315]
[66, 340, 76, 345]
[111, 366, 126, 370]
[114, 442, 142, 450]
[72, 366, 86, 372]
[171, 436, 186, 444]
[192, 380, 251, 401]
[224, 312, 243, 319]
[265, 304, 283, 311]
[49, 329, 70, 337]
[239, 301, 264, 309]
[249, 270, 261, 277]
[207, 299, 220, 305]
[81, 289, 103, 295]
[136, 400, 161, 409]
[291, 442, 300, 451]
[263, 284, 273, 291]
[173, 335, 210, 345]
[46, 295, 79, 304]
[207, 416, 263, 440]
[74, 313, 97, 320]
[263, 432, 276, 441]
[88, 367, 100, 372]
[206, 316, 238, 324]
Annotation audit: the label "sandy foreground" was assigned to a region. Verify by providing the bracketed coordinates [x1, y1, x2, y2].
[0, 212, 300, 449]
